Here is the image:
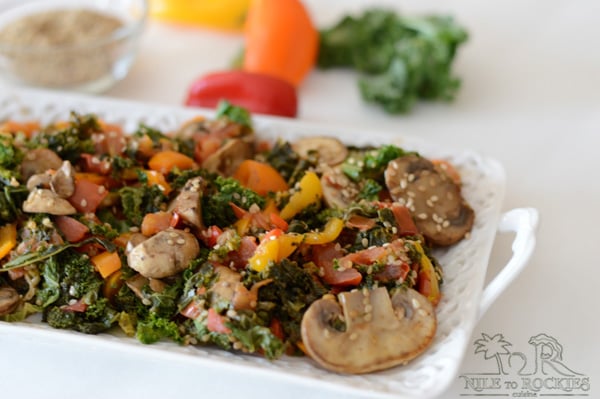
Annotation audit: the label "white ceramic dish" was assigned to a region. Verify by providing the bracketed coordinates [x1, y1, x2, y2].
[0, 88, 539, 399]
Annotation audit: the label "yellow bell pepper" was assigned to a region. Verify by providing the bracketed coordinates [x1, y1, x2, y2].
[280, 171, 323, 220]
[248, 230, 281, 272]
[249, 230, 305, 272]
[149, 0, 251, 31]
[276, 233, 304, 259]
[0, 223, 17, 260]
[303, 218, 345, 245]
[413, 242, 441, 306]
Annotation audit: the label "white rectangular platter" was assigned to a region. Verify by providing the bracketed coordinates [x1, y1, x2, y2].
[0, 88, 517, 399]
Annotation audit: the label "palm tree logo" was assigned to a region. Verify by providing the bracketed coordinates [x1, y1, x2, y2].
[474, 333, 512, 374]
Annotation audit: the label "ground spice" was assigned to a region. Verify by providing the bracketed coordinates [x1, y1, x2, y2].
[0, 8, 125, 87]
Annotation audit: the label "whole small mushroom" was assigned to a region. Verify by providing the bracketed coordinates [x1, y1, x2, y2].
[127, 228, 200, 279]
[202, 139, 253, 176]
[301, 287, 436, 374]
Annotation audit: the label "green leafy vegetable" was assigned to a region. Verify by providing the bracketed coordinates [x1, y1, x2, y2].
[216, 100, 252, 130]
[136, 313, 182, 344]
[318, 9, 468, 113]
[0, 133, 23, 169]
[202, 176, 265, 227]
[119, 184, 168, 226]
[30, 112, 97, 161]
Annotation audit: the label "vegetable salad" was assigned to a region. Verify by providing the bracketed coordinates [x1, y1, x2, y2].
[0, 102, 473, 373]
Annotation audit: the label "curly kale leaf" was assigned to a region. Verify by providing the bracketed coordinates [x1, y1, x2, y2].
[0, 133, 23, 169]
[255, 259, 327, 344]
[0, 170, 27, 224]
[40, 250, 118, 334]
[136, 313, 182, 344]
[318, 9, 468, 113]
[30, 112, 97, 162]
[119, 184, 168, 226]
[263, 140, 315, 187]
[202, 176, 265, 227]
[342, 144, 412, 182]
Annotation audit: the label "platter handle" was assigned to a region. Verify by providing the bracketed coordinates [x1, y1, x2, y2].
[478, 207, 540, 319]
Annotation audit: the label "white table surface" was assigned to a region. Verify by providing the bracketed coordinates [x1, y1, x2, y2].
[1, 1, 598, 398]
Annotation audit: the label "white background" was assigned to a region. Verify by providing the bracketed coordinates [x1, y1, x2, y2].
[1, 0, 598, 398]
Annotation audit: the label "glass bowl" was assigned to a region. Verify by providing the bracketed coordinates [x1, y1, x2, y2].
[0, 0, 147, 93]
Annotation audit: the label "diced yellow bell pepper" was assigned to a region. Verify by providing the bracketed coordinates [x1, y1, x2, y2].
[303, 218, 345, 245]
[280, 171, 323, 220]
[0, 223, 17, 260]
[143, 170, 172, 195]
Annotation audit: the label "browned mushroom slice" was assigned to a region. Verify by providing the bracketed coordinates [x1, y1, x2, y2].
[0, 286, 20, 316]
[20, 148, 62, 180]
[301, 287, 436, 374]
[127, 228, 200, 279]
[384, 155, 474, 246]
[202, 139, 253, 176]
[168, 176, 206, 230]
[22, 188, 77, 215]
[50, 160, 75, 198]
[292, 136, 348, 166]
[320, 167, 360, 209]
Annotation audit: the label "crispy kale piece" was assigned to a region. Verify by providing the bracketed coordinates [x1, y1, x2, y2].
[262, 140, 316, 187]
[215, 100, 252, 130]
[30, 112, 97, 162]
[119, 183, 168, 226]
[0, 169, 27, 224]
[202, 176, 265, 227]
[39, 250, 118, 334]
[318, 9, 468, 113]
[253, 259, 327, 345]
[0, 133, 23, 169]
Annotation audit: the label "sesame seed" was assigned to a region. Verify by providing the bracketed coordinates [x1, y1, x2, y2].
[442, 220, 450, 228]
[129, 226, 140, 232]
[418, 213, 428, 220]
[391, 161, 399, 170]
[80, 199, 87, 207]
[364, 304, 373, 313]
[361, 238, 369, 248]
[412, 298, 421, 309]
[349, 332, 358, 341]
[407, 173, 415, 182]
[97, 186, 106, 194]
[233, 342, 243, 350]
[176, 238, 185, 245]
[418, 309, 428, 317]
[169, 231, 178, 237]
[167, 239, 174, 245]
[324, 329, 331, 339]
[226, 309, 237, 318]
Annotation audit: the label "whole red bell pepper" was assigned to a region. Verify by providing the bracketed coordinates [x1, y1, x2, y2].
[185, 70, 298, 117]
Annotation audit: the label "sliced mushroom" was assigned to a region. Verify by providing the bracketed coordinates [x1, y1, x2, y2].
[50, 160, 75, 198]
[26, 172, 52, 191]
[20, 148, 62, 180]
[22, 188, 77, 215]
[127, 228, 200, 279]
[168, 176, 206, 230]
[0, 286, 20, 316]
[202, 138, 253, 176]
[292, 136, 348, 166]
[209, 266, 272, 311]
[384, 155, 474, 246]
[301, 287, 436, 374]
[320, 167, 360, 209]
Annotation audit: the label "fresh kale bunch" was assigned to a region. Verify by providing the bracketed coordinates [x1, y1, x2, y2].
[318, 9, 468, 113]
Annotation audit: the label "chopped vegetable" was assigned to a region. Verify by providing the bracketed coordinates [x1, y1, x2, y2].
[91, 251, 122, 279]
[280, 171, 323, 220]
[242, 0, 318, 86]
[233, 159, 289, 196]
[0, 108, 472, 373]
[318, 9, 468, 113]
[0, 223, 17, 260]
[185, 71, 298, 118]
